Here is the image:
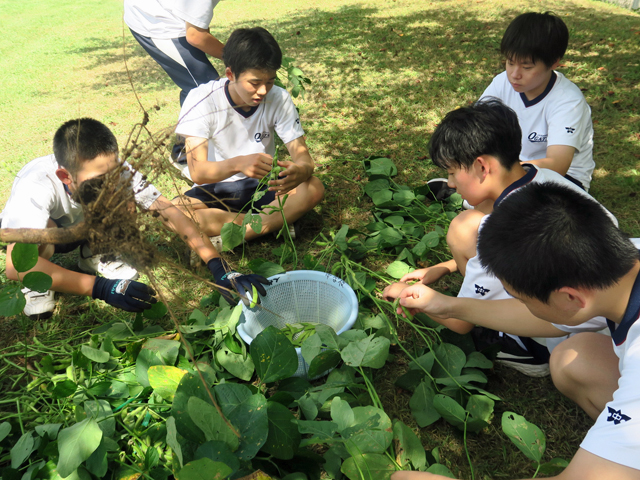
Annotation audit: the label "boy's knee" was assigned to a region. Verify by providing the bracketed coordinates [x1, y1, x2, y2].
[549, 333, 592, 394]
[302, 176, 324, 208]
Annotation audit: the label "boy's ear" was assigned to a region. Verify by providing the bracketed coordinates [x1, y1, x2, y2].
[55, 168, 73, 185]
[475, 155, 494, 177]
[550, 58, 562, 70]
[556, 286, 588, 310]
[225, 67, 235, 82]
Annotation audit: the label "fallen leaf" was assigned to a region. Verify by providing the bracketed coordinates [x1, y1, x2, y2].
[598, 66, 606, 71]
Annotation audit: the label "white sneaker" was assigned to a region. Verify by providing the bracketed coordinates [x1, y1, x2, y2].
[22, 288, 55, 319]
[78, 246, 139, 280]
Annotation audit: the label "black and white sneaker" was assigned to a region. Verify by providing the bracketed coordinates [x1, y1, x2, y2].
[425, 178, 457, 202]
[471, 327, 550, 377]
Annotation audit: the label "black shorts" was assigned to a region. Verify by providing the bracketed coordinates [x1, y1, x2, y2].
[183, 178, 276, 213]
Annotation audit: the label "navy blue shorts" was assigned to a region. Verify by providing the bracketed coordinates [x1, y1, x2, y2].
[183, 178, 276, 213]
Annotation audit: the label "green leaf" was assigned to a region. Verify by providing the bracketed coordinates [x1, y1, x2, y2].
[220, 222, 244, 251]
[340, 335, 390, 368]
[371, 190, 393, 206]
[426, 464, 456, 477]
[22, 272, 52, 293]
[135, 349, 164, 387]
[315, 324, 340, 350]
[340, 406, 393, 454]
[538, 458, 570, 475]
[385, 261, 412, 279]
[215, 383, 269, 461]
[465, 351, 493, 369]
[261, 401, 301, 459]
[144, 445, 160, 470]
[251, 261, 285, 278]
[364, 178, 390, 197]
[166, 417, 184, 468]
[85, 437, 109, 478]
[423, 231, 441, 248]
[0, 422, 11, 442]
[143, 301, 168, 319]
[0, 285, 26, 317]
[410, 381, 441, 427]
[465, 395, 495, 423]
[330, 396, 354, 431]
[194, 441, 239, 474]
[216, 345, 255, 381]
[433, 395, 467, 430]
[432, 343, 466, 378]
[52, 380, 77, 398]
[379, 227, 403, 245]
[84, 400, 115, 437]
[148, 365, 187, 402]
[296, 419, 338, 445]
[171, 373, 215, 443]
[251, 326, 299, 383]
[10, 432, 35, 469]
[393, 190, 416, 206]
[143, 339, 181, 365]
[176, 458, 232, 480]
[501, 411, 546, 463]
[11, 243, 38, 273]
[187, 396, 239, 451]
[80, 345, 109, 363]
[56, 418, 103, 478]
[393, 420, 427, 470]
[365, 157, 397, 177]
[300, 334, 323, 365]
[307, 350, 341, 379]
[408, 351, 435, 373]
[341, 453, 395, 480]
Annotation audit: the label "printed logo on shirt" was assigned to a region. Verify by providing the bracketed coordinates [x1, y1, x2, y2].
[607, 407, 631, 425]
[295, 118, 300, 125]
[527, 132, 548, 143]
[254, 132, 270, 143]
[474, 284, 490, 296]
[565, 127, 576, 134]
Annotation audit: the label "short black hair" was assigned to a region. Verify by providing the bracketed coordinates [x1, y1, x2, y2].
[53, 118, 118, 175]
[477, 182, 637, 302]
[428, 99, 522, 171]
[501, 12, 569, 68]
[223, 27, 282, 76]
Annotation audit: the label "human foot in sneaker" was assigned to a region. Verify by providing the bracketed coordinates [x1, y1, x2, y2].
[22, 288, 55, 320]
[425, 178, 457, 202]
[78, 245, 139, 280]
[471, 326, 550, 377]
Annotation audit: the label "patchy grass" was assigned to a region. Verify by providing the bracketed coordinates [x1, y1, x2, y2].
[0, 0, 639, 478]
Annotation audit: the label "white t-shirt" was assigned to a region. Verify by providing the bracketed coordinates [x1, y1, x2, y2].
[481, 71, 595, 190]
[124, 0, 219, 39]
[175, 78, 305, 184]
[580, 271, 640, 471]
[0, 155, 161, 230]
[458, 165, 616, 348]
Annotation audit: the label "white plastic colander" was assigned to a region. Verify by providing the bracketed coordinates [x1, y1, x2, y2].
[237, 270, 359, 378]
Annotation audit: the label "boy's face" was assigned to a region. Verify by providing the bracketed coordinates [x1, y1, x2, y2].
[503, 283, 586, 327]
[226, 68, 278, 111]
[445, 164, 486, 207]
[57, 153, 119, 194]
[505, 57, 560, 100]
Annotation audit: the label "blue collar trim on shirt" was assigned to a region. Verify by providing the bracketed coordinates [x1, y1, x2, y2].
[224, 80, 259, 118]
[520, 71, 557, 108]
[493, 164, 539, 208]
[607, 255, 640, 346]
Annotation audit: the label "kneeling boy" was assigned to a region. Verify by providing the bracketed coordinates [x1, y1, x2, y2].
[0, 118, 267, 318]
[173, 27, 324, 242]
[391, 183, 640, 480]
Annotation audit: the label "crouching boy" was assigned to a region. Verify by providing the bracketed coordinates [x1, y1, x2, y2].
[0, 118, 267, 318]
[391, 182, 640, 480]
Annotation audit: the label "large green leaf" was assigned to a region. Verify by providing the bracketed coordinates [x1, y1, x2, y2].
[216, 345, 255, 381]
[85, 437, 109, 478]
[194, 441, 239, 475]
[307, 350, 341, 379]
[465, 351, 493, 369]
[84, 400, 115, 437]
[339, 406, 393, 455]
[433, 395, 466, 430]
[501, 411, 546, 463]
[466, 395, 495, 423]
[365, 157, 397, 177]
[52, 380, 78, 398]
[393, 190, 416, 206]
[251, 261, 286, 278]
[215, 383, 268, 461]
[143, 339, 181, 365]
[379, 227, 403, 245]
[148, 365, 187, 402]
[10, 432, 36, 469]
[187, 397, 239, 452]
[176, 458, 232, 480]
[261, 401, 300, 459]
[80, 345, 109, 364]
[341, 453, 395, 480]
[408, 351, 435, 373]
[250, 326, 299, 383]
[135, 348, 165, 387]
[340, 335, 390, 368]
[11, 243, 38, 273]
[57, 418, 103, 478]
[385, 261, 413, 279]
[220, 222, 244, 251]
[330, 397, 354, 432]
[171, 373, 216, 443]
[364, 178, 390, 197]
[431, 343, 467, 378]
[297, 419, 338, 446]
[22, 272, 52, 293]
[0, 285, 26, 317]
[426, 464, 456, 477]
[142, 301, 168, 319]
[393, 420, 426, 470]
[166, 417, 184, 468]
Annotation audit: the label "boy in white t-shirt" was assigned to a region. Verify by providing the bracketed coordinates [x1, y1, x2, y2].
[383, 100, 615, 376]
[0, 118, 268, 319]
[390, 183, 640, 480]
[481, 12, 594, 190]
[173, 27, 324, 242]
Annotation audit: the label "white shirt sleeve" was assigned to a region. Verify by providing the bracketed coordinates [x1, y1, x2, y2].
[122, 162, 162, 210]
[273, 89, 305, 145]
[1, 179, 54, 229]
[172, 0, 219, 29]
[545, 92, 592, 150]
[175, 84, 216, 140]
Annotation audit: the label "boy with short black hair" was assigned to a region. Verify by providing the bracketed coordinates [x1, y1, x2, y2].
[173, 27, 324, 243]
[481, 11, 594, 190]
[383, 100, 614, 376]
[391, 183, 640, 480]
[1, 118, 267, 318]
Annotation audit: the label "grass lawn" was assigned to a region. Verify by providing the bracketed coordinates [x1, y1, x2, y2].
[0, 0, 639, 479]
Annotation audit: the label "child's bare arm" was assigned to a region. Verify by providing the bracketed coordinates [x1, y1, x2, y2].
[521, 145, 575, 176]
